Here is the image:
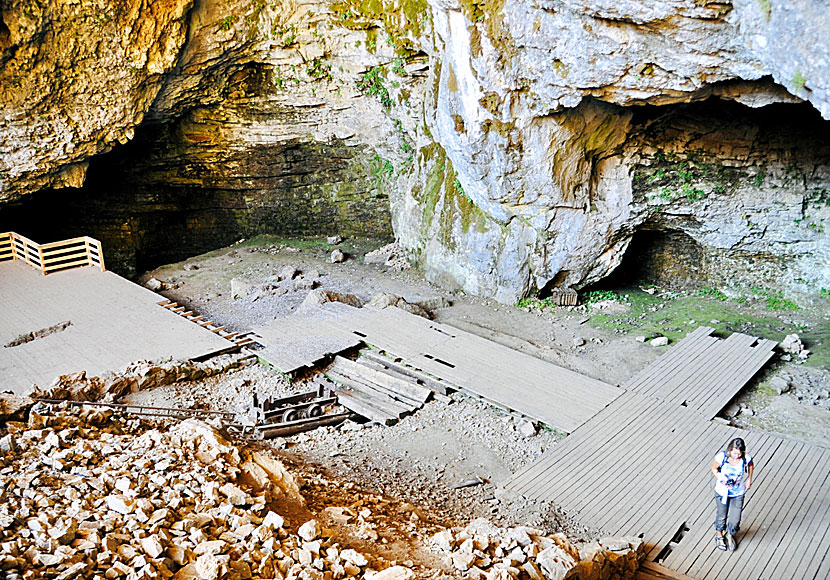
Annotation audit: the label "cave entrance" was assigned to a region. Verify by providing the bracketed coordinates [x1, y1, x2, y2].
[598, 227, 706, 291]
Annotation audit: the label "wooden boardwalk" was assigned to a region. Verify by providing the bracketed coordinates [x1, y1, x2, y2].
[504, 330, 830, 580]
[0, 261, 234, 394]
[624, 326, 777, 419]
[271, 304, 621, 433]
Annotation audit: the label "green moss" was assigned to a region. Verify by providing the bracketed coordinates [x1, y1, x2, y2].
[479, 92, 502, 116]
[458, 0, 513, 64]
[331, 0, 430, 53]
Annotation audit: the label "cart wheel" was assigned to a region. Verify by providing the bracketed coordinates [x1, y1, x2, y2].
[282, 409, 297, 422]
[307, 404, 323, 418]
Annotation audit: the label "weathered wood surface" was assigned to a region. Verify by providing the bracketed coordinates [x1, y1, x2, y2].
[0, 261, 233, 395]
[622, 327, 777, 418]
[252, 311, 362, 373]
[504, 390, 829, 580]
[311, 304, 620, 433]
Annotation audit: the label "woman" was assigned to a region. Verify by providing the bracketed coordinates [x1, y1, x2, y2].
[711, 437, 754, 552]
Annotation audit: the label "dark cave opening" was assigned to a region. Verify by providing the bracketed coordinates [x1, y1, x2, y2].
[590, 227, 707, 292]
[0, 117, 392, 277]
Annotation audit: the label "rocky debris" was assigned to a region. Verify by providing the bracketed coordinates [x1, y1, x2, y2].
[331, 249, 347, 263]
[301, 289, 367, 310]
[366, 293, 432, 319]
[277, 266, 300, 281]
[34, 354, 254, 402]
[0, 409, 328, 580]
[144, 278, 167, 292]
[429, 519, 643, 580]
[780, 334, 810, 361]
[517, 420, 537, 438]
[649, 337, 669, 347]
[231, 277, 255, 300]
[769, 376, 793, 395]
[363, 244, 410, 272]
[0, 395, 36, 424]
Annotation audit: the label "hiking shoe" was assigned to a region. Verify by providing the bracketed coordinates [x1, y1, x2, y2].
[715, 535, 727, 551]
[726, 534, 737, 552]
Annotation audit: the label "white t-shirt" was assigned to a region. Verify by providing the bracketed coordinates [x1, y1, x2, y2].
[716, 450, 754, 497]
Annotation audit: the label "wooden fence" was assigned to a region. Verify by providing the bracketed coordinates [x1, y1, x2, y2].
[0, 232, 105, 274]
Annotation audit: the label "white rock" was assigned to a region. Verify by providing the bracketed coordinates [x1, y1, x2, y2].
[341, 548, 368, 566]
[371, 566, 414, 580]
[781, 334, 803, 354]
[298, 519, 320, 542]
[330, 249, 346, 263]
[261, 511, 285, 530]
[231, 278, 254, 300]
[650, 336, 669, 347]
[635, 335, 647, 343]
[327, 235, 343, 245]
[518, 420, 537, 438]
[106, 495, 134, 515]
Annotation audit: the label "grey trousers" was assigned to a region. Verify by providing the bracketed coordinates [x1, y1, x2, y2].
[714, 493, 745, 536]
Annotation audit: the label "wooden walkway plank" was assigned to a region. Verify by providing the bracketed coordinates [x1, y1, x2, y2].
[695, 342, 777, 418]
[512, 394, 659, 501]
[764, 448, 830, 579]
[502, 393, 645, 493]
[622, 327, 715, 391]
[656, 333, 757, 410]
[577, 402, 707, 525]
[737, 444, 827, 580]
[611, 420, 733, 539]
[626, 332, 719, 395]
[669, 334, 757, 407]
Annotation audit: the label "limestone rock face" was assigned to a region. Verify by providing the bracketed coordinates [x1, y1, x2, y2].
[392, 0, 830, 302]
[0, 0, 194, 201]
[1, 0, 829, 301]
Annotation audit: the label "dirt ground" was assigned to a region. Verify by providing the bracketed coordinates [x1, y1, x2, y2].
[132, 235, 830, 539]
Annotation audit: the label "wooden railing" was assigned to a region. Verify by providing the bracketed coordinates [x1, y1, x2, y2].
[0, 232, 105, 274]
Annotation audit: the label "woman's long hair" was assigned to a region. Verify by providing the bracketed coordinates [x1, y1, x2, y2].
[726, 437, 746, 459]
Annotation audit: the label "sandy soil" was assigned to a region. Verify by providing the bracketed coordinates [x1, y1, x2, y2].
[130, 235, 830, 537]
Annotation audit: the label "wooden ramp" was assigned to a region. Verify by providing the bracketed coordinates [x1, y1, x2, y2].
[301, 304, 620, 433]
[503, 391, 830, 580]
[624, 326, 777, 419]
[0, 261, 234, 394]
[504, 329, 830, 580]
[252, 310, 362, 374]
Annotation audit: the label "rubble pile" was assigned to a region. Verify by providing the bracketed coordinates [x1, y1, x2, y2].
[363, 245, 410, 272]
[430, 519, 642, 580]
[34, 354, 255, 401]
[0, 408, 379, 580]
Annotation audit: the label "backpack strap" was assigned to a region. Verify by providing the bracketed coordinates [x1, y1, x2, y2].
[718, 451, 728, 470]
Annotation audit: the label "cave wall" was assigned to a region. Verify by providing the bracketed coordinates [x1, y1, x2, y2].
[1, 0, 829, 300]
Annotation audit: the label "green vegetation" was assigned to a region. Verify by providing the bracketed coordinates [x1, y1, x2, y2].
[306, 58, 332, 80]
[792, 70, 807, 91]
[358, 66, 393, 108]
[583, 290, 619, 304]
[219, 15, 236, 31]
[757, 0, 772, 20]
[697, 287, 728, 301]
[585, 286, 819, 359]
[371, 154, 395, 185]
[753, 287, 800, 311]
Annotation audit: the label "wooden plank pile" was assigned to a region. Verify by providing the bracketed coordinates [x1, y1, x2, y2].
[551, 287, 578, 306]
[325, 354, 438, 425]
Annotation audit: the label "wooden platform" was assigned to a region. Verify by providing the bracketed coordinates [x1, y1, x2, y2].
[0, 261, 234, 394]
[624, 326, 777, 419]
[504, 329, 830, 580]
[288, 304, 620, 433]
[252, 309, 363, 374]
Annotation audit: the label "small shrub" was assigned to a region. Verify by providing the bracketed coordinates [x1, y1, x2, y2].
[584, 290, 618, 304]
[697, 287, 728, 301]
